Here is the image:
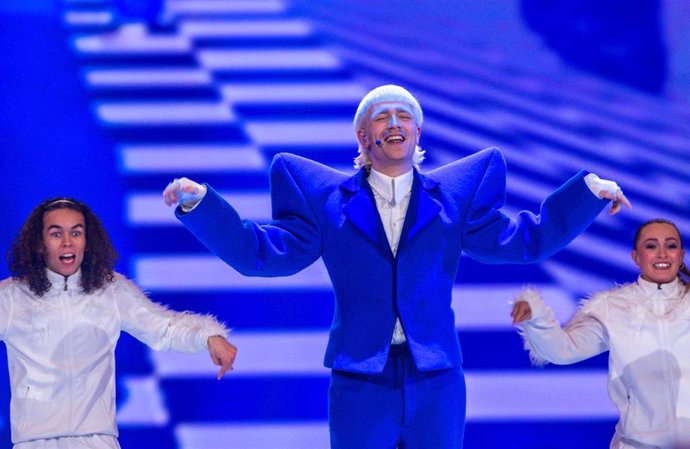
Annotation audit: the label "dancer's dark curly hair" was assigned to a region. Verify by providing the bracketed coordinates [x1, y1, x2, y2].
[7, 197, 118, 297]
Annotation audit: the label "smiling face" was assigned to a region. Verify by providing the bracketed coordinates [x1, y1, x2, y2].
[41, 208, 86, 276]
[357, 101, 421, 177]
[632, 222, 685, 284]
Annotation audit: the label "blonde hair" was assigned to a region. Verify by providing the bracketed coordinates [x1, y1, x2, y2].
[353, 85, 425, 169]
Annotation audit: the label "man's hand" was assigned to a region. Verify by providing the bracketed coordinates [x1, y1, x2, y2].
[207, 335, 238, 380]
[584, 173, 632, 215]
[162, 177, 207, 210]
[599, 188, 631, 215]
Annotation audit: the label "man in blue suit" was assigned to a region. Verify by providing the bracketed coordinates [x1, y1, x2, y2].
[163, 85, 630, 448]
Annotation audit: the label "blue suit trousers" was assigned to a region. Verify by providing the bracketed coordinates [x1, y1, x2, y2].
[328, 344, 466, 448]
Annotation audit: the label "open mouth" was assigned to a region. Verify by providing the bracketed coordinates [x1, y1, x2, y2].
[59, 254, 76, 263]
[652, 262, 671, 269]
[384, 135, 405, 143]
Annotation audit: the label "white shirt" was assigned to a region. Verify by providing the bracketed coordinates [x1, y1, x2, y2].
[367, 168, 414, 344]
[0, 269, 227, 445]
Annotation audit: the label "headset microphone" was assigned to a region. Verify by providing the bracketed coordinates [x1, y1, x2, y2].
[375, 140, 382, 146]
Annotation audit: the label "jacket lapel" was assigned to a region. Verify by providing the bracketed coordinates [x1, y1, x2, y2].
[400, 171, 441, 245]
[341, 169, 442, 251]
[341, 171, 389, 249]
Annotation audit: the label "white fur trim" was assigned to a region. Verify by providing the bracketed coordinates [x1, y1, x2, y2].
[513, 286, 554, 366]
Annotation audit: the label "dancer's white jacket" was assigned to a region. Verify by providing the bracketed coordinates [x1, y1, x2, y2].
[516, 277, 690, 449]
[0, 269, 227, 444]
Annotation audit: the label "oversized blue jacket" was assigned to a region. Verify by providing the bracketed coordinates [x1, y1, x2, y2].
[177, 148, 607, 374]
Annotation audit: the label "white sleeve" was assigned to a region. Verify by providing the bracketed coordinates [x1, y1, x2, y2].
[0, 279, 13, 341]
[515, 288, 608, 366]
[114, 274, 228, 353]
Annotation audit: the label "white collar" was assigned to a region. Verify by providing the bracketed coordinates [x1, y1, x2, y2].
[46, 268, 82, 294]
[637, 275, 683, 299]
[368, 168, 413, 206]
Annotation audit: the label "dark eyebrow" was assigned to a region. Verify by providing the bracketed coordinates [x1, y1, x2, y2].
[46, 223, 84, 231]
[643, 237, 679, 244]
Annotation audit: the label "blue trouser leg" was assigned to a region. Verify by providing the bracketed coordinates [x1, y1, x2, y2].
[329, 344, 466, 449]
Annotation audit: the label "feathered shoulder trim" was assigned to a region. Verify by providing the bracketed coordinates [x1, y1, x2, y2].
[565, 283, 633, 328]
